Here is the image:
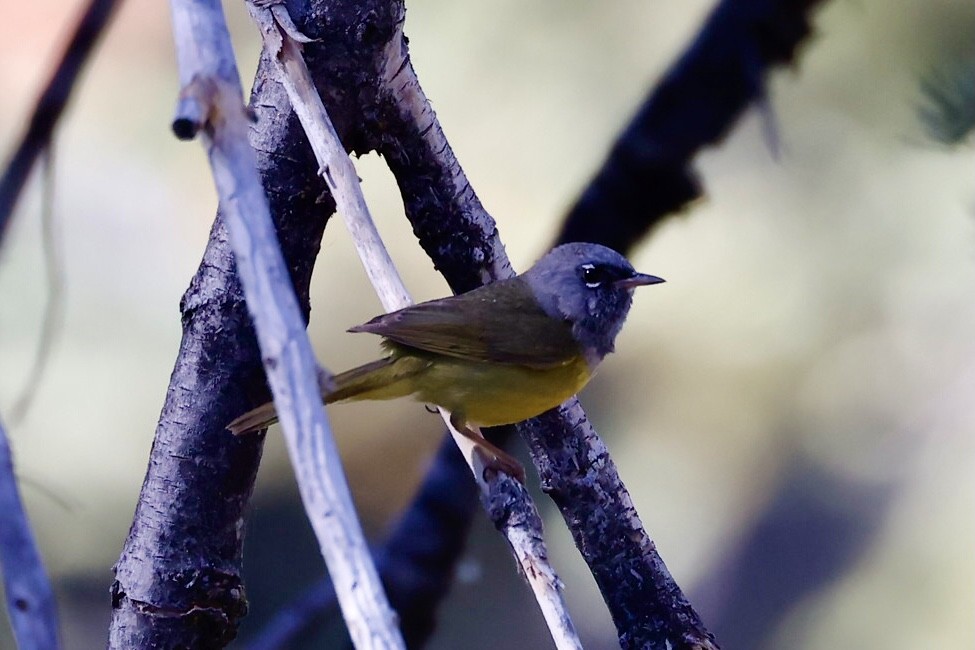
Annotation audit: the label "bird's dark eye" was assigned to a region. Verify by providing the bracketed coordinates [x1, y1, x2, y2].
[579, 263, 609, 288]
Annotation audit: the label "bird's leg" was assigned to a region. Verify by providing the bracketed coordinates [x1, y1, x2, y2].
[448, 413, 525, 484]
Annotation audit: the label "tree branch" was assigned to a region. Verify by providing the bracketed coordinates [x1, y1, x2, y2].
[110, 0, 408, 646]
[247, 7, 581, 646]
[317, 1, 829, 645]
[556, 0, 825, 251]
[0, 0, 119, 246]
[0, 417, 61, 650]
[372, 21, 717, 650]
[162, 0, 401, 646]
[347, 0, 827, 644]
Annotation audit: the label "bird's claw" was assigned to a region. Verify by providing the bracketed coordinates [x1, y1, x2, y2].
[472, 445, 526, 484]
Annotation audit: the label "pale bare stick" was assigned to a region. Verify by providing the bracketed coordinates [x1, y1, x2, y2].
[246, 1, 484, 487]
[168, 0, 403, 647]
[247, 4, 582, 648]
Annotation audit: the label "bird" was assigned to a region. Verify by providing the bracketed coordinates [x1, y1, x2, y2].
[228, 242, 664, 481]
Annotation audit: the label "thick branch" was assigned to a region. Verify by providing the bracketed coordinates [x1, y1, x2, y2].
[248, 8, 721, 642]
[110, 0, 406, 646]
[517, 406, 711, 649]
[165, 1, 401, 646]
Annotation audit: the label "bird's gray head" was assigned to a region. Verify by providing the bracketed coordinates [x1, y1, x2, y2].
[523, 242, 664, 365]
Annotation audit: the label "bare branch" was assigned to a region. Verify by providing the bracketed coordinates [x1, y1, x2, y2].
[556, 0, 826, 251]
[8, 153, 65, 425]
[248, 6, 581, 647]
[0, 417, 61, 650]
[250, 3, 724, 646]
[110, 0, 407, 645]
[339, 1, 831, 644]
[373, 21, 718, 650]
[156, 0, 403, 647]
[0, 0, 119, 246]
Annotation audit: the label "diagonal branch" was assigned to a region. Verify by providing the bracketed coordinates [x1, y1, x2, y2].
[372, 19, 717, 650]
[0, 0, 120, 246]
[247, 6, 581, 647]
[0, 417, 61, 650]
[161, 0, 402, 646]
[252, 1, 834, 645]
[304, 1, 828, 645]
[110, 0, 409, 646]
[556, 0, 825, 251]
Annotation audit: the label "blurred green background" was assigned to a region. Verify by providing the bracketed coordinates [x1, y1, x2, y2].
[1, 0, 973, 648]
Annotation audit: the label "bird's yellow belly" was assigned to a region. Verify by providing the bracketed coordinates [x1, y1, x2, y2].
[413, 355, 592, 426]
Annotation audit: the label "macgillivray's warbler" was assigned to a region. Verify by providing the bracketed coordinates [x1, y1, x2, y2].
[228, 242, 664, 481]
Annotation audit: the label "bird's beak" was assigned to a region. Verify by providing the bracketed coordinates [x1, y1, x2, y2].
[615, 273, 665, 289]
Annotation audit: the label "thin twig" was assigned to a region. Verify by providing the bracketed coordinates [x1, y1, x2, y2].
[0, 416, 61, 650]
[10, 152, 66, 424]
[245, 581, 339, 649]
[0, 0, 119, 246]
[166, 0, 403, 647]
[245, 428, 479, 649]
[247, 4, 582, 648]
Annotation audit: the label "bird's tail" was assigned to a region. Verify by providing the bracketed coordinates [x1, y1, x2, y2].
[226, 356, 425, 435]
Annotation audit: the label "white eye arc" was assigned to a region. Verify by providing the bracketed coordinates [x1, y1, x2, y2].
[580, 263, 602, 288]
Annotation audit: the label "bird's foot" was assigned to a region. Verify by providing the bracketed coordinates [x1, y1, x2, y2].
[448, 413, 526, 484]
[472, 441, 526, 484]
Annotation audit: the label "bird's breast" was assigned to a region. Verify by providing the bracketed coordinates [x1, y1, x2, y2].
[413, 354, 593, 427]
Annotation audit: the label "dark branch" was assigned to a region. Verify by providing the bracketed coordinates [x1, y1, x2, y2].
[706, 456, 894, 648]
[308, 1, 829, 646]
[372, 33, 716, 650]
[556, 0, 825, 251]
[108, 1, 404, 645]
[517, 406, 716, 648]
[0, 0, 119, 246]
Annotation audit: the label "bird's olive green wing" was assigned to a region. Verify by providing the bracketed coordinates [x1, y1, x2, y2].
[349, 278, 580, 368]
